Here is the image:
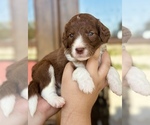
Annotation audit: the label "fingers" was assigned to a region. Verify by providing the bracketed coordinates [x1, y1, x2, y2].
[92, 48, 101, 60]
[86, 49, 111, 79]
[98, 51, 111, 78]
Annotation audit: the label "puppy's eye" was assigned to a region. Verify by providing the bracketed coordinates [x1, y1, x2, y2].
[88, 31, 94, 36]
[69, 33, 74, 38]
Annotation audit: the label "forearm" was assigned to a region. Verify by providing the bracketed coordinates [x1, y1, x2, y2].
[28, 113, 46, 125]
[60, 107, 91, 125]
[0, 112, 27, 125]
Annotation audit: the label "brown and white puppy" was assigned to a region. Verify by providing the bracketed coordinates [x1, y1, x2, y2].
[122, 26, 150, 95]
[0, 57, 28, 117]
[28, 13, 122, 116]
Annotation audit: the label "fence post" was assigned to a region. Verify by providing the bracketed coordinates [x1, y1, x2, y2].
[10, 0, 28, 61]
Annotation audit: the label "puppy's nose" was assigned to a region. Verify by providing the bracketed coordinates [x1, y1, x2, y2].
[75, 47, 85, 54]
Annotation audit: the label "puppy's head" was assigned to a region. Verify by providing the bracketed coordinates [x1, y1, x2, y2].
[63, 13, 110, 61]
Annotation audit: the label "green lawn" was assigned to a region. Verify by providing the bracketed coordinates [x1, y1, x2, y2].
[107, 43, 150, 70]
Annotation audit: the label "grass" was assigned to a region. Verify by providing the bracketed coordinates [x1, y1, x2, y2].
[127, 44, 150, 55]
[107, 43, 150, 70]
[107, 44, 122, 70]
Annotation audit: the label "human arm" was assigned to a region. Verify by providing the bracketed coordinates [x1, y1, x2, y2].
[122, 49, 133, 78]
[122, 48, 133, 87]
[60, 50, 111, 125]
[0, 96, 28, 125]
[28, 95, 59, 125]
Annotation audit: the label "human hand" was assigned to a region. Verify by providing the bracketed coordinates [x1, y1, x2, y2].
[0, 96, 28, 125]
[61, 49, 111, 125]
[122, 26, 133, 79]
[122, 49, 133, 79]
[28, 95, 59, 125]
[122, 47, 150, 95]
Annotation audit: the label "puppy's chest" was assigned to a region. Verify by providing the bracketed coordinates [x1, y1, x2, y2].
[55, 61, 86, 95]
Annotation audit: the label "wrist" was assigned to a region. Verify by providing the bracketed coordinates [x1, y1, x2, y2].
[60, 105, 91, 125]
[28, 112, 46, 125]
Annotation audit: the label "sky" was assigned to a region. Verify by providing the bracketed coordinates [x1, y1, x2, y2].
[1, 0, 150, 35]
[79, 0, 122, 34]
[123, 0, 150, 34]
[0, 0, 10, 22]
[27, 0, 121, 34]
[28, 0, 34, 22]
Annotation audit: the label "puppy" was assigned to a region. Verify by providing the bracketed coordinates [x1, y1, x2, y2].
[28, 13, 122, 116]
[122, 26, 150, 95]
[0, 57, 28, 117]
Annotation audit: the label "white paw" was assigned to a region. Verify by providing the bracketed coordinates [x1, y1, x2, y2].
[29, 95, 38, 117]
[46, 95, 65, 108]
[41, 83, 65, 108]
[0, 95, 16, 117]
[21, 87, 28, 100]
[107, 67, 122, 96]
[73, 67, 95, 94]
[78, 78, 95, 94]
[126, 66, 150, 96]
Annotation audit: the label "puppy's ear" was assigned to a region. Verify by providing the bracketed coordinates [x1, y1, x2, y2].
[62, 27, 68, 48]
[97, 20, 110, 43]
[62, 32, 67, 47]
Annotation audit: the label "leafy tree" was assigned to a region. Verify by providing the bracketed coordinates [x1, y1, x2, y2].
[28, 22, 35, 40]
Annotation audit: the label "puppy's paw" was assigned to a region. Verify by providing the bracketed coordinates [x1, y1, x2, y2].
[47, 95, 65, 108]
[29, 95, 38, 117]
[73, 67, 95, 94]
[21, 87, 28, 100]
[78, 78, 95, 94]
[0, 95, 16, 117]
[126, 66, 150, 96]
[107, 67, 122, 96]
[41, 85, 65, 108]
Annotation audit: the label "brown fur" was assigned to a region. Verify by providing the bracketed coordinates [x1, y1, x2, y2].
[28, 48, 68, 97]
[28, 13, 110, 98]
[63, 14, 110, 58]
[0, 57, 27, 99]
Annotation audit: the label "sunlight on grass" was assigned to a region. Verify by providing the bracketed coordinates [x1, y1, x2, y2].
[126, 43, 150, 70]
[107, 43, 150, 70]
[107, 44, 122, 70]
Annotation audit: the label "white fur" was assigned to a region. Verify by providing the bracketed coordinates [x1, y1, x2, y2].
[72, 35, 89, 61]
[29, 95, 38, 117]
[73, 67, 95, 94]
[65, 52, 88, 67]
[126, 66, 150, 96]
[0, 95, 16, 117]
[64, 52, 76, 62]
[107, 67, 122, 96]
[99, 44, 107, 64]
[21, 87, 28, 99]
[100, 44, 107, 52]
[73, 35, 85, 51]
[41, 65, 65, 108]
[73, 61, 85, 68]
[99, 44, 122, 96]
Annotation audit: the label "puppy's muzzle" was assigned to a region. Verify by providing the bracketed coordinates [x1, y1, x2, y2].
[75, 47, 85, 54]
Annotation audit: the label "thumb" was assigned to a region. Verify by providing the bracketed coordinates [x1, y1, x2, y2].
[98, 51, 111, 77]
[91, 48, 101, 60]
[86, 48, 100, 76]
[62, 62, 74, 83]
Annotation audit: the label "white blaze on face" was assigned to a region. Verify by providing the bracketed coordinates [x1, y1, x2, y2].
[72, 35, 89, 61]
